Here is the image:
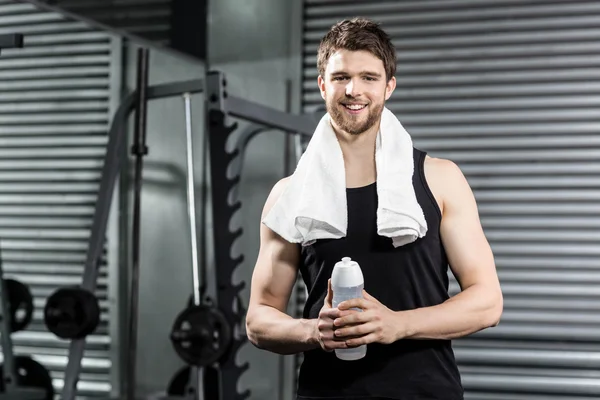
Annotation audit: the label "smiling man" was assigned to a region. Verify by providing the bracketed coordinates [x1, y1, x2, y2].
[245, 18, 503, 400]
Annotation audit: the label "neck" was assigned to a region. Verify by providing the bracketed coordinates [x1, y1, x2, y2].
[332, 120, 380, 188]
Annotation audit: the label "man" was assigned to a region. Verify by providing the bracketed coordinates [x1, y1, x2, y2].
[245, 17, 503, 400]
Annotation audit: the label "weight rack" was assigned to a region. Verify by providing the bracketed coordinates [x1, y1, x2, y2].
[36, 44, 319, 398]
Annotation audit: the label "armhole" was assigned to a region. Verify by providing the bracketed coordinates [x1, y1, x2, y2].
[416, 149, 443, 220]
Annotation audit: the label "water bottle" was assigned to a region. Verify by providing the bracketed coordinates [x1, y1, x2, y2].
[331, 256, 366, 361]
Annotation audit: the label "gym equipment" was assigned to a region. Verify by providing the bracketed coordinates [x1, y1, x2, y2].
[43, 287, 100, 340]
[0, 32, 53, 400]
[126, 47, 150, 400]
[170, 304, 232, 367]
[0, 251, 53, 400]
[164, 90, 234, 396]
[4, 279, 34, 333]
[0, 356, 54, 400]
[42, 37, 318, 396]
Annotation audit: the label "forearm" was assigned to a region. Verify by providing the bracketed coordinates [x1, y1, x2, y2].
[246, 305, 319, 354]
[399, 283, 503, 340]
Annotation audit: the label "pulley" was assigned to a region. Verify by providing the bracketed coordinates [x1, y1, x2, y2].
[43, 287, 100, 340]
[170, 304, 232, 367]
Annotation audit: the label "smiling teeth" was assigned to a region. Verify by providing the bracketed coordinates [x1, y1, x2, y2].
[345, 104, 366, 110]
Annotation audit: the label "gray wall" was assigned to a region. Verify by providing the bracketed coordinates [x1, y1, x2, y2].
[120, 0, 300, 398]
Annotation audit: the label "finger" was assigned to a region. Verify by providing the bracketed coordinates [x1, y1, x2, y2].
[337, 308, 361, 319]
[325, 279, 333, 308]
[319, 307, 342, 320]
[338, 298, 368, 311]
[323, 340, 349, 351]
[333, 311, 367, 327]
[345, 332, 378, 348]
[334, 322, 374, 339]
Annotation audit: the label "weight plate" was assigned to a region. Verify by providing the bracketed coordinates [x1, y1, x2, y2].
[0, 355, 54, 400]
[170, 305, 232, 367]
[4, 279, 34, 333]
[44, 287, 100, 340]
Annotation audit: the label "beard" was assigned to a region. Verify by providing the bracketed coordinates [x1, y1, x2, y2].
[326, 96, 384, 135]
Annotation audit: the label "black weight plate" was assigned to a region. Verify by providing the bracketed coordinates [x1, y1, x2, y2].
[44, 287, 100, 340]
[4, 279, 34, 332]
[170, 305, 232, 367]
[0, 355, 54, 400]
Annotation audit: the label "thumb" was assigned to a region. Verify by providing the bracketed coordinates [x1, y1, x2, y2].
[325, 279, 333, 307]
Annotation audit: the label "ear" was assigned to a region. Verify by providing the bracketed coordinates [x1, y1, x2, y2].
[318, 75, 326, 101]
[385, 76, 396, 101]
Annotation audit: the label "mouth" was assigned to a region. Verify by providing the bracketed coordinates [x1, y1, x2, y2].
[341, 103, 368, 114]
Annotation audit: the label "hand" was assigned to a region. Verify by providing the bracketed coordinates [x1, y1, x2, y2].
[314, 279, 349, 352]
[333, 290, 403, 347]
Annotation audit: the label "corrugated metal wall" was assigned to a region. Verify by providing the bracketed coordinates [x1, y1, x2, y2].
[299, 1, 600, 399]
[0, 0, 113, 397]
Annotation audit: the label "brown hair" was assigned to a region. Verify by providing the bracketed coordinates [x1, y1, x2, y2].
[317, 17, 397, 82]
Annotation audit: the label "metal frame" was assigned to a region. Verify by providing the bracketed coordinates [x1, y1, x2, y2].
[59, 72, 206, 400]
[54, 62, 316, 399]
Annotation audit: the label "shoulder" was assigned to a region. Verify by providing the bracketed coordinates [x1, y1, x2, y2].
[261, 176, 292, 218]
[423, 155, 473, 216]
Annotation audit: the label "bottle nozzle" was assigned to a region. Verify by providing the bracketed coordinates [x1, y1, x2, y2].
[342, 257, 351, 263]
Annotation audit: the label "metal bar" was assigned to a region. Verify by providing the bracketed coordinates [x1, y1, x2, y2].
[149, 79, 204, 99]
[61, 90, 137, 400]
[0, 243, 16, 392]
[225, 95, 316, 137]
[0, 34, 23, 50]
[183, 93, 202, 307]
[127, 47, 150, 400]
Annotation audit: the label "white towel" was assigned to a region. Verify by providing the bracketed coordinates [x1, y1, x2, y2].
[262, 107, 427, 247]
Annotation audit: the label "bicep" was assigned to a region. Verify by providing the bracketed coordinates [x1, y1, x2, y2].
[249, 224, 300, 313]
[248, 177, 299, 313]
[438, 162, 497, 291]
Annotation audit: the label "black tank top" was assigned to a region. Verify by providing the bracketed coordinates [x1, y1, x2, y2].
[296, 148, 464, 400]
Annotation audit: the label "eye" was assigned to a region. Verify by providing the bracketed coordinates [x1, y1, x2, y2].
[332, 76, 347, 81]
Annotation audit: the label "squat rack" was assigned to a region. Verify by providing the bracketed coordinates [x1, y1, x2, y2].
[56, 47, 318, 400]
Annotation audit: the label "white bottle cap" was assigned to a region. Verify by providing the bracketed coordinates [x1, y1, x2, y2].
[331, 257, 364, 287]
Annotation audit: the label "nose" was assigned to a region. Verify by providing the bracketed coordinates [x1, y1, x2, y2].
[345, 78, 362, 98]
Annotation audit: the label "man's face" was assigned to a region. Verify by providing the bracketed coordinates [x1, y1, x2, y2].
[318, 49, 396, 135]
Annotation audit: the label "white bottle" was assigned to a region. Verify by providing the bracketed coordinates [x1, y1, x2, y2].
[331, 256, 366, 361]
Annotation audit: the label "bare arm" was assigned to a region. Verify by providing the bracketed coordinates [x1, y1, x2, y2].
[245, 178, 320, 354]
[400, 159, 503, 340]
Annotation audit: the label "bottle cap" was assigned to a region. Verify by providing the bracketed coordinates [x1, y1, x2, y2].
[331, 257, 363, 287]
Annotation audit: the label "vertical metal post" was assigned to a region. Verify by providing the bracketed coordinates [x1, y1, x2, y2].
[183, 93, 202, 307]
[0, 34, 23, 396]
[0, 243, 16, 392]
[127, 47, 150, 400]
